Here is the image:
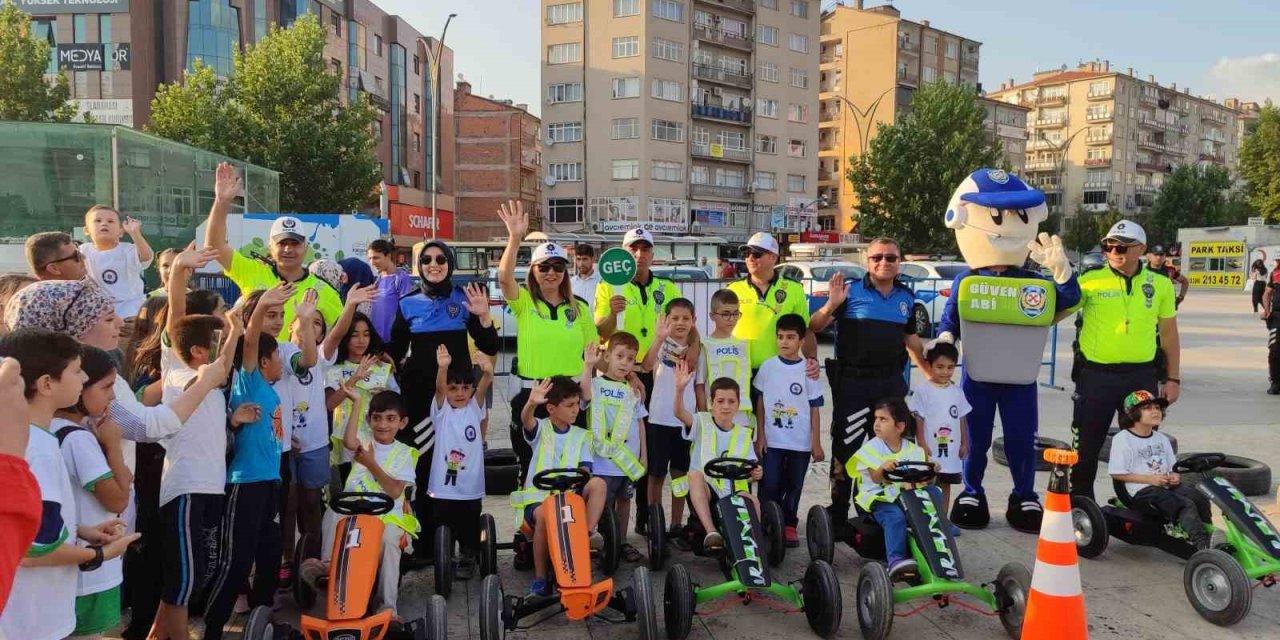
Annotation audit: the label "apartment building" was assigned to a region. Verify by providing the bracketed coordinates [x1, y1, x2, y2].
[978, 97, 1031, 175]
[540, 0, 820, 243]
[817, 2, 982, 233]
[989, 61, 1242, 218]
[1225, 97, 1262, 143]
[454, 81, 543, 241]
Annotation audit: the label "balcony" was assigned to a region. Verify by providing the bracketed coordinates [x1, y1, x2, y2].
[1198, 152, 1226, 163]
[1164, 145, 1186, 157]
[696, 0, 755, 15]
[1084, 179, 1112, 189]
[691, 103, 752, 126]
[1086, 110, 1113, 122]
[1135, 184, 1158, 194]
[1035, 94, 1067, 106]
[1029, 139, 1062, 150]
[1136, 115, 1160, 129]
[1085, 157, 1113, 167]
[818, 170, 837, 185]
[819, 53, 841, 70]
[690, 142, 752, 164]
[1139, 92, 1159, 105]
[1036, 182, 1061, 193]
[1087, 88, 1114, 100]
[1085, 134, 1112, 145]
[1035, 116, 1068, 128]
[690, 183, 749, 200]
[694, 25, 753, 53]
[1024, 160, 1057, 171]
[692, 63, 752, 89]
[896, 68, 918, 86]
[961, 55, 979, 71]
[899, 38, 917, 54]
[1137, 138, 1163, 152]
[1201, 112, 1229, 126]
[1136, 160, 1168, 172]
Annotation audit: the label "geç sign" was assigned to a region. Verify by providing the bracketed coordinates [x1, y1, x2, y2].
[16, 0, 130, 14]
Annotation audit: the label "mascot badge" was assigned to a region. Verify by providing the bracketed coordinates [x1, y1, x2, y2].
[932, 168, 1081, 533]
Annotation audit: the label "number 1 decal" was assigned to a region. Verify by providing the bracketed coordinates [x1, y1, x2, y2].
[346, 526, 363, 549]
[560, 505, 575, 524]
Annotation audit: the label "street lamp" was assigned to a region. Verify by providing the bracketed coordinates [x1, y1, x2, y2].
[1041, 127, 1089, 215]
[827, 85, 897, 157]
[426, 13, 457, 239]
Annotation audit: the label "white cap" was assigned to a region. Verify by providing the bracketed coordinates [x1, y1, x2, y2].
[1104, 220, 1146, 245]
[741, 232, 780, 255]
[623, 228, 656, 247]
[269, 216, 306, 243]
[531, 241, 569, 265]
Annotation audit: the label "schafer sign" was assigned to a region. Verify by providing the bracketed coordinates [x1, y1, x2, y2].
[57, 43, 130, 72]
[16, 0, 129, 14]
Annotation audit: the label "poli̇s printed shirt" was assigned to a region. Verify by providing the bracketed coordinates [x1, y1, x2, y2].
[522, 419, 594, 490]
[907, 380, 971, 474]
[588, 376, 649, 478]
[428, 398, 487, 500]
[326, 360, 400, 463]
[228, 368, 284, 484]
[753, 356, 824, 453]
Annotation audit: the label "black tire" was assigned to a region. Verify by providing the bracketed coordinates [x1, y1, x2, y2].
[913, 303, 932, 338]
[429, 594, 448, 640]
[1101, 430, 1178, 463]
[995, 562, 1032, 639]
[806, 504, 835, 565]
[435, 525, 454, 598]
[600, 503, 621, 576]
[413, 616, 429, 640]
[479, 513, 498, 577]
[855, 563, 893, 640]
[663, 563, 695, 640]
[243, 605, 274, 640]
[993, 436, 1072, 472]
[1184, 549, 1253, 626]
[292, 533, 317, 610]
[762, 500, 786, 567]
[1071, 495, 1109, 559]
[802, 560, 842, 638]
[1188, 454, 1272, 497]
[479, 574, 505, 640]
[485, 448, 522, 496]
[647, 503, 667, 571]
[633, 566, 659, 640]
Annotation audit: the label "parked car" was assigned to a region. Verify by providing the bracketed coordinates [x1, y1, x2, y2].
[775, 261, 936, 337]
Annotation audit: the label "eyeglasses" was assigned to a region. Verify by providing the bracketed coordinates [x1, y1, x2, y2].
[536, 262, 567, 273]
[41, 249, 83, 270]
[743, 249, 769, 260]
[868, 254, 900, 263]
[1101, 243, 1136, 254]
[421, 255, 449, 266]
[712, 311, 742, 319]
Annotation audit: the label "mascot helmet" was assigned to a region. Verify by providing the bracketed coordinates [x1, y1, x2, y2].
[945, 168, 1048, 269]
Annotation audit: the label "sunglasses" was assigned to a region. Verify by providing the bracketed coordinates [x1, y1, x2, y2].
[42, 250, 83, 270]
[743, 249, 770, 259]
[536, 262, 567, 273]
[1101, 243, 1136, 254]
[421, 255, 449, 266]
[868, 254, 900, 263]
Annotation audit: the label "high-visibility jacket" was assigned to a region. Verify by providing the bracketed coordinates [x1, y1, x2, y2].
[346, 441, 421, 536]
[700, 336, 752, 408]
[849, 438, 926, 512]
[672, 413, 753, 498]
[590, 378, 646, 481]
[510, 420, 592, 509]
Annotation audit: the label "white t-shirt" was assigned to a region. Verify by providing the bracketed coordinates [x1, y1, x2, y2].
[648, 338, 697, 428]
[428, 398, 486, 500]
[521, 420, 595, 490]
[1107, 428, 1177, 496]
[753, 356, 824, 453]
[684, 416, 757, 498]
[907, 380, 972, 474]
[81, 242, 151, 318]
[1, 427, 77, 640]
[160, 361, 227, 506]
[571, 271, 602, 314]
[588, 377, 648, 478]
[277, 342, 335, 454]
[53, 419, 125, 596]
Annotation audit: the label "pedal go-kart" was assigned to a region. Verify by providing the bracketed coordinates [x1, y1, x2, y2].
[1071, 452, 1280, 626]
[662, 457, 842, 640]
[812, 462, 1029, 640]
[646, 470, 790, 572]
[477, 468, 657, 640]
[251, 491, 447, 640]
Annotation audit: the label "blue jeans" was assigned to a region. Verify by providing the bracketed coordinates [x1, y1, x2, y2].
[760, 448, 810, 526]
[871, 485, 943, 565]
[962, 374, 1039, 499]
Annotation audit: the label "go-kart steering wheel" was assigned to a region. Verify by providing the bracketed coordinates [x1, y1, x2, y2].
[703, 456, 758, 481]
[330, 491, 395, 516]
[1173, 453, 1226, 474]
[532, 467, 591, 492]
[883, 461, 937, 484]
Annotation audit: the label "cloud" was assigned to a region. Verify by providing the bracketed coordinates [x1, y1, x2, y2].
[1203, 53, 1280, 104]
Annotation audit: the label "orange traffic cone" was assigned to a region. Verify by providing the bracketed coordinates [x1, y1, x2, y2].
[1022, 448, 1088, 640]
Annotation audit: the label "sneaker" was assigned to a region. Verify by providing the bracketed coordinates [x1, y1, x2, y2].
[948, 524, 962, 537]
[1269, 385, 1280, 396]
[784, 526, 800, 548]
[703, 531, 724, 550]
[529, 578, 553, 597]
[671, 525, 692, 551]
[234, 594, 250, 614]
[588, 530, 605, 551]
[887, 558, 918, 582]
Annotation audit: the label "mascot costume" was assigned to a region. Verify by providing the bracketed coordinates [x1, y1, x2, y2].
[933, 168, 1081, 533]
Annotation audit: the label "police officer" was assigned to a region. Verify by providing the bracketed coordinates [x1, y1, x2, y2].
[1071, 221, 1181, 499]
[727, 232, 817, 377]
[1261, 269, 1280, 394]
[1145, 245, 1188, 307]
[809, 237, 929, 527]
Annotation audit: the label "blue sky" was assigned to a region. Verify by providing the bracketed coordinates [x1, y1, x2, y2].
[378, 0, 1279, 117]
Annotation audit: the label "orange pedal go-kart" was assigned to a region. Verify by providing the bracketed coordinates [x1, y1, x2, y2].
[477, 468, 658, 640]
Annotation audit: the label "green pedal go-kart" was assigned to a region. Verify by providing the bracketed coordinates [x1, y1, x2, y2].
[1070, 452, 1280, 626]
[662, 457, 842, 640]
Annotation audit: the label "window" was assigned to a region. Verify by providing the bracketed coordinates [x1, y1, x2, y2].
[412, 171, 421, 188]
[549, 162, 583, 182]
[922, 66, 937, 83]
[651, 79, 682, 101]
[549, 198, 585, 223]
[652, 38, 683, 62]
[790, 68, 808, 89]
[612, 118, 640, 139]
[590, 197, 640, 222]
[924, 37, 936, 54]
[652, 119, 685, 142]
[548, 122, 583, 143]
[788, 174, 806, 192]
[652, 0, 684, 22]
[788, 105, 809, 123]
[614, 0, 639, 16]
[759, 0, 778, 9]
[99, 14, 113, 96]
[757, 99, 778, 118]
[790, 0, 808, 18]
[758, 25, 778, 46]
[412, 132, 421, 152]
[612, 36, 639, 58]
[788, 139, 807, 157]
[413, 93, 420, 113]
[945, 41, 957, 59]
[374, 76, 384, 93]
[650, 198, 685, 224]
[1083, 190, 1108, 206]
[374, 34, 383, 57]
[943, 71, 956, 85]
[331, 58, 341, 75]
[717, 131, 747, 150]
[548, 43, 581, 64]
[756, 171, 777, 191]
[690, 166, 709, 184]
[758, 62, 779, 83]
[612, 77, 640, 98]
[546, 3, 582, 24]
[694, 9, 714, 28]
[330, 11, 341, 35]
[186, 0, 243, 77]
[652, 160, 683, 182]
[548, 82, 582, 103]
[613, 159, 640, 180]
[413, 54, 420, 74]
[788, 33, 808, 53]
[716, 168, 746, 188]
[756, 135, 777, 154]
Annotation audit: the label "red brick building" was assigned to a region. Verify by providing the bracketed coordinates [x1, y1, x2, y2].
[453, 80, 541, 241]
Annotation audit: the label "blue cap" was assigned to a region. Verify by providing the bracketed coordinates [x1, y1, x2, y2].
[958, 169, 1046, 209]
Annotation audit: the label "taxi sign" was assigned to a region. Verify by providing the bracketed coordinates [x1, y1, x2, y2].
[599, 247, 636, 286]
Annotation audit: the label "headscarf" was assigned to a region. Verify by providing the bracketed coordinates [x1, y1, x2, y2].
[308, 259, 345, 292]
[417, 239, 456, 299]
[339, 257, 376, 299]
[5, 279, 114, 340]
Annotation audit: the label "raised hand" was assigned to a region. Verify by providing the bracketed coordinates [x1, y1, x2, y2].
[825, 271, 848, 309]
[0, 358, 29, 457]
[464, 282, 491, 317]
[345, 282, 378, 306]
[261, 282, 296, 307]
[177, 247, 220, 271]
[476, 353, 494, 376]
[351, 354, 378, 384]
[673, 359, 692, 389]
[122, 216, 143, 236]
[655, 313, 671, 341]
[295, 288, 319, 319]
[1028, 232, 1072, 284]
[498, 200, 529, 240]
[436, 344, 452, 369]
[583, 343, 601, 370]
[214, 162, 243, 203]
[529, 379, 553, 405]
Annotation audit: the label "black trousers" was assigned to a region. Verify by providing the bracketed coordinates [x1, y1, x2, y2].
[633, 370, 655, 529]
[121, 442, 165, 640]
[828, 369, 907, 523]
[1070, 363, 1157, 499]
[433, 498, 483, 555]
[1253, 281, 1266, 312]
[1128, 484, 1212, 546]
[1269, 315, 1280, 384]
[411, 448, 436, 560]
[203, 481, 282, 640]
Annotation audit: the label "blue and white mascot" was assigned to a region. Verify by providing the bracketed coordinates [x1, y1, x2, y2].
[933, 168, 1081, 533]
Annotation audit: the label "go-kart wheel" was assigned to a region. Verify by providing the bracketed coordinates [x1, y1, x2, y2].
[242, 605, 274, 640]
[806, 504, 835, 565]
[633, 566, 659, 640]
[1070, 495, 1109, 559]
[855, 563, 893, 640]
[663, 563, 695, 640]
[479, 513, 498, 577]
[600, 503, 621, 576]
[802, 560, 842, 638]
[762, 500, 786, 567]
[292, 533, 317, 610]
[412, 616, 428, 640]
[995, 562, 1032, 639]
[1184, 549, 1252, 626]
[429, 593, 449, 640]
[479, 574, 506, 640]
[435, 525, 454, 598]
[647, 503, 667, 571]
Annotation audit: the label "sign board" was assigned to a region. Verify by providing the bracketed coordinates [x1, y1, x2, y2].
[57, 43, 130, 71]
[598, 247, 635, 286]
[77, 99, 133, 127]
[1188, 272, 1244, 288]
[15, 0, 129, 13]
[599, 221, 687, 234]
[996, 124, 1028, 140]
[800, 231, 841, 243]
[1249, 216, 1265, 226]
[694, 208, 726, 225]
[1187, 240, 1245, 289]
[1187, 241, 1245, 258]
[390, 206, 454, 239]
[709, 143, 724, 158]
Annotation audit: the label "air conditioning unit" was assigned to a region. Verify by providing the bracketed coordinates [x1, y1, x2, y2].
[747, 184, 757, 194]
[546, 96, 554, 105]
[590, 222, 602, 232]
[544, 175, 558, 187]
[712, 87, 722, 97]
[545, 137, 555, 147]
[691, 222, 703, 233]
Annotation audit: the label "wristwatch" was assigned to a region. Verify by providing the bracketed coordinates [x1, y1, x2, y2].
[79, 545, 104, 572]
[1167, 377, 1181, 384]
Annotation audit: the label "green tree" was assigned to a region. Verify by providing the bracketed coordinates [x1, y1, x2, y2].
[848, 82, 1003, 253]
[1146, 164, 1238, 246]
[1062, 203, 1123, 256]
[149, 15, 380, 213]
[0, 0, 79, 122]
[1239, 104, 1280, 222]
